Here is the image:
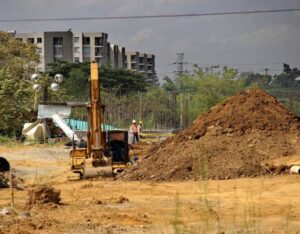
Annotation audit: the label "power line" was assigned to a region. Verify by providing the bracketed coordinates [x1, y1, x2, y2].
[0, 8, 300, 23]
[188, 61, 300, 67]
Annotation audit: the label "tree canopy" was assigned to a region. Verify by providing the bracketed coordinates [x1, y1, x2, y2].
[0, 32, 39, 136]
[47, 62, 152, 99]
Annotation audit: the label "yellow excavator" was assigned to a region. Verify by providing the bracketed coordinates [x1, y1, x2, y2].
[68, 62, 129, 179]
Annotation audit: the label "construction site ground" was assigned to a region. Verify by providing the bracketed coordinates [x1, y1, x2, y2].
[1, 144, 300, 233]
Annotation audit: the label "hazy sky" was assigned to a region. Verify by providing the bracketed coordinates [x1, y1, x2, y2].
[0, 0, 300, 79]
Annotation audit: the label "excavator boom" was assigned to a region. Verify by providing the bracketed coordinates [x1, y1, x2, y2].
[69, 62, 129, 180]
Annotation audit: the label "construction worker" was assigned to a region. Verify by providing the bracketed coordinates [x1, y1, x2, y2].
[130, 120, 139, 144]
[138, 120, 143, 134]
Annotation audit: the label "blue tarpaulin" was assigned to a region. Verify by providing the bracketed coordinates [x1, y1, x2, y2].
[66, 119, 115, 131]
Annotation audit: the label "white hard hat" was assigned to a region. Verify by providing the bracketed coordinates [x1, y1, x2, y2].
[132, 120, 136, 123]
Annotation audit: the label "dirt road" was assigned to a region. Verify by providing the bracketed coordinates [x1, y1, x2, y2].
[0, 144, 300, 233]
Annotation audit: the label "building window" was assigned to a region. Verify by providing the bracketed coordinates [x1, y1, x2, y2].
[74, 37, 79, 43]
[131, 55, 136, 61]
[53, 37, 63, 45]
[95, 37, 103, 46]
[83, 37, 90, 45]
[27, 38, 34, 43]
[95, 47, 103, 57]
[74, 57, 80, 63]
[83, 47, 90, 57]
[54, 47, 63, 57]
[74, 47, 80, 53]
[37, 38, 42, 43]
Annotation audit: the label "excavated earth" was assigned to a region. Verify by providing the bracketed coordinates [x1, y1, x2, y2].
[27, 185, 61, 206]
[121, 88, 300, 181]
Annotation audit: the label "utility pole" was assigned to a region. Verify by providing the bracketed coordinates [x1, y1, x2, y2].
[176, 53, 184, 78]
[173, 53, 186, 129]
[138, 91, 142, 121]
[265, 68, 269, 75]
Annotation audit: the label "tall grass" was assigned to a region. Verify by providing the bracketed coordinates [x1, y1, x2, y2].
[172, 150, 294, 233]
[0, 135, 14, 146]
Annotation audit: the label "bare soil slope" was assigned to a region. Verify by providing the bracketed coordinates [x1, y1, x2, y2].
[121, 88, 300, 181]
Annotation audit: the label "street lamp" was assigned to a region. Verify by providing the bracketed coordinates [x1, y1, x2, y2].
[31, 73, 64, 93]
[31, 73, 64, 110]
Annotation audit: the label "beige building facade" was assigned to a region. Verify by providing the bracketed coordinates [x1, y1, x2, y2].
[13, 31, 156, 81]
[126, 51, 156, 81]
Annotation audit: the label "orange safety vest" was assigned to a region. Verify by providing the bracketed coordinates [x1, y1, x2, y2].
[130, 124, 138, 134]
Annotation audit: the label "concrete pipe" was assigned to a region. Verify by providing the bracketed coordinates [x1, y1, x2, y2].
[0, 157, 10, 172]
[290, 166, 300, 174]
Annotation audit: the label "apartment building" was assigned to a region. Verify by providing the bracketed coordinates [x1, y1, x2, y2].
[126, 51, 156, 80]
[12, 31, 156, 79]
[15, 31, 73, 71]
[14, 31, 109, 71]
[72, 32, 108, 65]
[107, 43, 126, 68]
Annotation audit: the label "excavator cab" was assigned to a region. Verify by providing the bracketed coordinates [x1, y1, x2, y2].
[107, 130, 129, 172]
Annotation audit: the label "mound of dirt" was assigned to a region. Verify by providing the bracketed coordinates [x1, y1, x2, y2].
[121, 88, 300, 181]
[0, 172, 25, 190]
[27, 185, 61, 205]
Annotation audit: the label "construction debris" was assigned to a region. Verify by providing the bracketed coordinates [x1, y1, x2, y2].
[26, 185, 61, 205]
[121, 88, 300, 181]
[0, 171, 25, 190]
[0, 207, 11, 216]
[290, 165, 300, 174]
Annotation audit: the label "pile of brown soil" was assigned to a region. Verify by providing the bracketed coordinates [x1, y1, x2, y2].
[27, 185, 61, 205]
[121, 88, 300, 181]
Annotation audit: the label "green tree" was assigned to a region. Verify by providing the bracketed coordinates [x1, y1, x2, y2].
[48, 62, 152, 98]
[100, 65, 151, 95]
[271, 64, 300, 88]
[0, 68, 33, 136]
[0, 32, 39, 79]
[239, 72, 271, 88]
[0, 32, 39, 136]
[174, 67, 245, 121]
[162, 76, 177, 92]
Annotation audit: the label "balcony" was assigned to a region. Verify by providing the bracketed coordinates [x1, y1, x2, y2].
[95, 37, 103, 46]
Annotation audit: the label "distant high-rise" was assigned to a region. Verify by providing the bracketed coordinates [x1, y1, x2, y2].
[72, 32, 108, 66]
[14, 31, 116, 71]
[13, 31, 156, 83]
[126, 51, 156, 82]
